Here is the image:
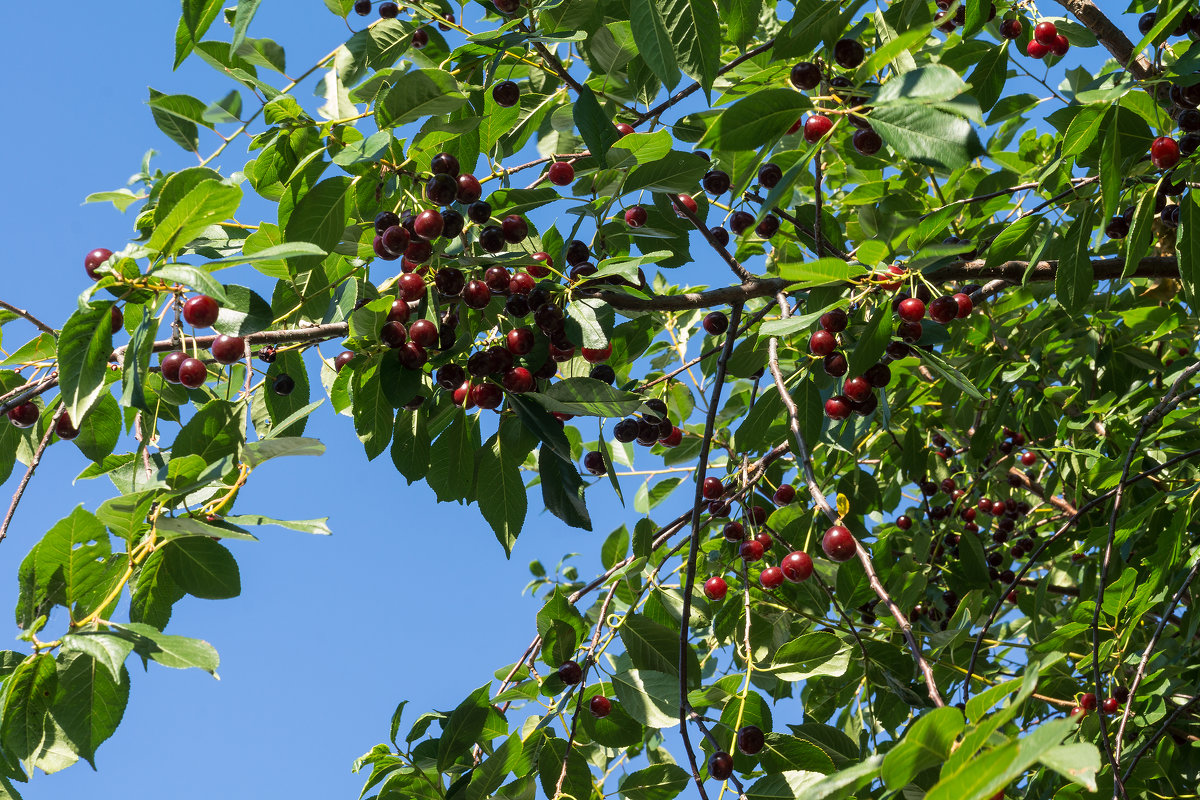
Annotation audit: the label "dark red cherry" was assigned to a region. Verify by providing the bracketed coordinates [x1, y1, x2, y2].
[822, 525, 857, 561]
[183, 295, 220, 328]
[210, 335, 246, 364]
[408, 319, 438, 347]
[413, 209, 444, 240]
[178, 357, 207, 388]
[624, 206, 648, 227]
[55, 412, 79, 440]
[737, 725, 765, 755]
[804, 115, 833, 143]
[492, 80, 520, 107]
[398, 272, 426, 301]
[702, 311, 728, 335]
[709, 752, 734, 781]
[503, 367, 534, 393]
[456, 174, 482, 204]
[430, 152, 460, 177]
[781, 551, 813, 582]
[7, 403, 39, 429]
[557, 660, 582, 685]
[790, 61, 820, 90]
[479, 225, 506, 253]
[702, 476, 724, 500]
[501, 214, 528, 243]
[463, 280, 492, 309]
[833, 38, 865, 69]
[426, 174, 457, 206]
[548, 161, 575, 186]
[160, 350, 187, 383]
[589, 696, 612, 718]
[84, 248, 113, 280]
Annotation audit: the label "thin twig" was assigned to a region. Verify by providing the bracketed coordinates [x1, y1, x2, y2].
[0, 408, 62, 544]
[0, 300, 56, 336]
[668, 193, 755, 283]
[634, 38, 776, 125]
[677, 302, 743, 800]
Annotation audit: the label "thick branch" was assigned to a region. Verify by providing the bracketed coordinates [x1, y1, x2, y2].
[928, 256, 1180, 284]
[1054, 0, 1155, 79]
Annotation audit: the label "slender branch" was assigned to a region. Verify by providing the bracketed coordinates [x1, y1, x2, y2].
[677, 302, 743, 800]
[1006, 466, 1078, 516]
[0, 409, 62, 545]
[926, 255, 1180, 284]
[1122, 694, 1200, 782]
[669, 194, 755, 283]
[583, 279, 791, 312]
[634, 38, 776, 125]
[743, 193, 852, 261]
[0, 374, 62, 417]
[0, 300, 56, 336]
[517, 23, 587, 96]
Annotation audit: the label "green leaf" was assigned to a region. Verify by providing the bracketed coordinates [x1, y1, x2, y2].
[1, 654, 57, 766]
[375, 69, 466, 129]
[108, 622, 220, 675]
[148, 88, 200, 152]
[566, 298, 614, 349]
[57, 303, 113, 426]
[150, 264, 229, 304]
[146, 179, 241, 255]
[282, 176, 353, 276]
[0, 332, 57, 367]
[1038, 742, 1099, 792]
[573, 87, 621, 161]
[539, 447, 591, 531]
[538, 735, 591, 800]
[129, 550, 185, 631]
[1061, 106, 1107, 158]
[32, 507, 112, 620]
[612, 669, 677, 728]
[464, 731, 525, 800]
[606, 130, 673, 169]
[873, 65, 969, 107]
[477, 419, 534, 555]
[156, 516, 256, 543]
[881, 707, 965, 789]
[425, 409, 479, 502]
[630, 0, 680, 90]
[172, 399, 245, 465]
[777, 257, 868, 285]
[983, 214, 1040, 269]
[1179, 192, 1200, 307]
[1122, 189, 1157, 281]
[927, 718, 1074, 800]
[915, 348, 986, 402]
[657, 0, 720, 93]
[1054, 204, 1096, 314]
[1100, 110, 1122, 222]
[436, 685, 490, 772]
[121, 306, 157, 412]
[701, 89, 809, 151]
[624, 150, 709, 194]
[847, 305, 892, 378]
[221, 514, 330, 535]
[202, 242, 326, 268]
[71, 393, 121, 464]
[529, 378, 645, 417]
[619, 614, 699, 686]
[162, 538, 241, 600]
[967, 43, 1008, 113]
[618, 764, 689, 800]
[50, 651, 129, 767]
[241, 436, 324, 466]
[871, 103, 985, 170]
[262, 350, 311, 438]
[391, 406, 431, 484]
[768, 633, 851, 681]
[175, 0, 223, 67]
[352, 362, 394, 461]
[229, 0, 263, 59]
[537, 587, 587, 667]
[60, 632, 134, 681]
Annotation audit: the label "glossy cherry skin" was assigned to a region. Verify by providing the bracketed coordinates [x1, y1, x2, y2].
[413, 209, 444, 240]
[456, 174, 482, 204]
[804, 115, 833, 143]
[55, 412, 79, 440]
[472, 382, 503, 410]
[502, 367, 534, 393]
[397, 341, 427, 368]
[723, 522, 744, 542]
[833, 38, 865, 68]
[334, 351, 355, 372]
[1152, 136, 1181, 169]
[824, 353, 848, 377]
[822, 525, 857, 561]
[84, 247, 113, 280]
[999, 18, 1021, 39]
[398, 272, 426, 302]
[702, 169, 731, 194]
[825, 396, 851, 420]
[462, 280, 492, 310]
[615, 122, 635, 136]
[492, 80, 520, 107]
[896, 515, 912, 530]
[407, 319, 438, 348]
[589, 696, 612, 718]
[703, 576, 728, 601]
[558, 660, 583, 685]
[7, 403, 39, 429]
[1101, 697, 1120, 715]
[506, 328, 534, 356]
[161, 350, 188, 383]
[548, 161, 574, 186]
[760, 566, 784, 589]
[211, 335, 246, 364]
[844, 376, 872, 402]
[809, 330, 837, 356]
[1050, 34, 1070, 57]
[582, 344, 611, 363]
[820, 309, 848, 332]
[183, 295, 220, 328]
[737, 725, 765, 755]
[709, 752, 734, 781]
[953, 292, 973, 318]
[1033, 20, 1058, 44]
[583, 451, 606, 475]
[378, 2, 399, 18]
[897, 297, 926, 322]
[773, 484, 796, 505]
[1020, 451, 1037, 466]
[702, 476, 724, 500]
[659, 426, 683, 447]
[430, 151, 459, 176]
[178, 357, 208, 388]
[673, 193, 698, 217]
[740, 540, 765, 562]
[624, 206, 648, 227]
[528, 252, 553, 278]
[1080, 692, 1098, 711]
[790, 61, 820, 90]
[781, 551, 813, 582]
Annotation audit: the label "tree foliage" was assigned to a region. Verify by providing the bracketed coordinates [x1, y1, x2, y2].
[0, 0, 1198, 798]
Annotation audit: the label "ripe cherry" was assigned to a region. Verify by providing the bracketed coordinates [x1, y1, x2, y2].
[737, 725, 765, 755]
[84, 248, 112, 280]
[999, 18, 1022, 39]
[273, 374, 296, 395]
[773, 484, 795, 505]
[582, 344, 611, 363]
[334, 351, 355, 372]
[548, 161, 575, 186]
[1101, 697, 1119, 715]
[492, 80, 520, 107]
[583, 451, 606, 476]
[211, 335, 246, 364]
[1026, 40, 1049, 58]
[408, 319, 438, 347]
[1080, 692, 1098, 711]
[953, 292, 973, 318]
[565, 240, 590, 266]
[898, 297, 925, 322]
[398, 272, 426, 301]
[703, 170, 731, 194]
[502, 367, 534, 393]
[703, 576, 728, 601]
[353, 0, 371, 16]
[852, 129, 883, 156]
[178, 357, 207, 389]
[804, 115, 833, 143]
[790, 62, 821, 90]
[472, 382, 503, 410]
[1033, 20, 1057, 45]
[659, 426, 683, 447]
[502, 214, 529, 244]
[844, 376, 872, 403]
[673, 193, 698, 217]
[456, 174, 482, 204]
[740, 540, 764, 562]
[1050, 34, 1070, 57]
[709, 752, 734, 781]
[822, 525, 857, 561]
[756, 215, 780, 238]
[723, 522, 744, 542]
[378, 2, 399, 18]
[833, 38, 865, 69]
[1152, 136, 1181, 170]
[824, 353, 848, 377]
[183, 295, 220, 328]
[702, 476, 724, 500]
[758, 162, 783, 188]
[506, 328, 534, 355]
[760, 566, 784, 589]
[615, 122, 635, 136]
[1020, 451, 1037, 466]
[382, 224, 410, 256]
[7, 403, 38, 428]
[509, 272, 535, 295]
[624, 206, 647, 227]
[781, 551, 813, 582]
[863, 362, 891, 387]
[824, 396, 851, 420]
[411, 28, 429, 48]
[426, 174, 457, 206]
[703, 311, 729, 335]
[896, 515, 912, 530]
[413, 209, 444, 240]
[930, 296, 959, 324]
[55, 412, 79, 440]
[809, 330, 837, 356]
[484, 266, 511, 292]
[558, 661, 583, 685]
[463, 280, 491, 310]
[161, 350, 187, 383]
[589, 696, 612, 718]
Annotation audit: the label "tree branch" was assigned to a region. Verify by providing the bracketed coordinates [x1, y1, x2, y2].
[0, 300, 56, 336]
[1053, 0, 1156, 79]
[634, 38, 776, 125]
[0, 409, 62, 545]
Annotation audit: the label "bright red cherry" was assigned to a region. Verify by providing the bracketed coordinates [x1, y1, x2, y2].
[843, 376, 872, 402]
[1026, 40, 1049, 58]
[702, 476, 724, 500]
[804, 115, 833, 144]
[953, 292, 973, 318]
[506, 328, 534, 355]
[703, 576, 728, 601]
[84, 248, 112, 280]
[548, 161, 575, 186]
[755, 530, 772, 549]
[183, 295, 220, 328]
[1152, 136, 1181, 170]
[1050, 34, 1070, 57]
[773, 484, 795, 505]
[824, 396, 851, 420]
[897, 297, 926, 322]
[615, 122, 635, 136]
[582, 344, 611, 363]
[809, 330, 837, 356]
[405, 319, 436, 348]
[453, 381, 475, 408]
[822, 525, 857, 562]
[673, 193, 698, 217]
[740, 540, 764, 562]
[211, 335, 246, 364]
[1080, 692, 1098, 711]
[589, 696, 612, 718]
[1020, 451, 1037, 466]
[624, 206, 648, 228]
[502, 367, 534, 393]
[7, 403, 38, 428]
[1033, 20, 1058, 45]
[178, 357, 207, 389]
[398, 272, 426, 301]
[1101, 697, 1119, 715]
[659, 427, 683, 447]
[781, 551, 813, 582]
[760, 566, 784, 589]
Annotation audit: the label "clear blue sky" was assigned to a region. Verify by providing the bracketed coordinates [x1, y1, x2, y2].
[0, 5, 641, 797]
[0, 3, 1124, 797]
